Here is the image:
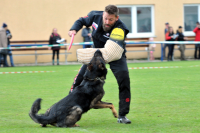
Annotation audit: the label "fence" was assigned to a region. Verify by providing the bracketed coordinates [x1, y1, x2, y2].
[1, 41, 200, 65]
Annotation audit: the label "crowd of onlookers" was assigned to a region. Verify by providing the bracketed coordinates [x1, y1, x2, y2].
[162, 22, 200, 61]
[1, 21, 200, 67]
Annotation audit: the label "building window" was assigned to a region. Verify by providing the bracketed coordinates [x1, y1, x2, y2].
[184, 5, 200, 35]
[118, 5, 154, 38]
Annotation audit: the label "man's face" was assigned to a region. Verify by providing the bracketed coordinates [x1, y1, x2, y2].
[197, 24, 200, 28]
[166, 24, 169, 28]
[102, 12, 119, 32]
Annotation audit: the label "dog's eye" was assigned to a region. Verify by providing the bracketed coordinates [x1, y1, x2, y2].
[98, 63, 105, 70]
[88, 63, 93, 71]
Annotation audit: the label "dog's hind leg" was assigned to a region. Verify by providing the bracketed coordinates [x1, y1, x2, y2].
[92, 101, 118, 118]
[56, 106, 83, 127]
[66, 106, 83, 127]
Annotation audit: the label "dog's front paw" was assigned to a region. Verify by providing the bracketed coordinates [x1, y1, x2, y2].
[73, 124, 80, 127]
[113, 113, 118, 118]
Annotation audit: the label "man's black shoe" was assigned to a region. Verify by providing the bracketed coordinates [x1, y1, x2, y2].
[117, 116, 131, 124]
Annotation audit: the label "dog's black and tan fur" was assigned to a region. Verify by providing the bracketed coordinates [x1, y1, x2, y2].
[29, 50, 118, 127]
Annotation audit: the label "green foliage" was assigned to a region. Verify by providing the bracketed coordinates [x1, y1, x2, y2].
[0, 61, 200, 133]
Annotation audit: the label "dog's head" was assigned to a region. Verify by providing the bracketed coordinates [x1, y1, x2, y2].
[83, 50, 107, 83]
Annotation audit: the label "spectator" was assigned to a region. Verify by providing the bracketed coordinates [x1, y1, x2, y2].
[176, 26, 187, 61]
[3, 23, 15, 67]
[81, 26, 92, 48]
[165, 26, 176, 61]
[163, 22, 169, 59]
[149, 37, 156, 60]
[49, 28, 61, 65]
[0, 24, 8, 67]
[193, 22, 200, 60]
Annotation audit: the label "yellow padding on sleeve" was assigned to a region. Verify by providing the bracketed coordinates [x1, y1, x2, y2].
[110, 28, 124, 41]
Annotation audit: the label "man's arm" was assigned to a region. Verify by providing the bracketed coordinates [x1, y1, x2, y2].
[7, 30, 12, 39]
[69, 11, 95, 37]
[193, 27, 198, 33]
[109, 28, 126, 48]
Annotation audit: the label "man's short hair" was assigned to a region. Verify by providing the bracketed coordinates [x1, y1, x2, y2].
[105, 5, 119, 17]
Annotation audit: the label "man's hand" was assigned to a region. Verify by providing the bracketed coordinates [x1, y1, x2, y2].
[88, 33, 91, 37]
[68, 30, 77, 37]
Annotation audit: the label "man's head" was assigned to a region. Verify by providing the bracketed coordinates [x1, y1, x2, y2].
[196, 22, 199, 26]
[178, 26, 183, 32]
[196, 22, 200, 28]
[102, 5, 119, 32]
[165, 22, 169, 28]
[2, 23, 7, 30]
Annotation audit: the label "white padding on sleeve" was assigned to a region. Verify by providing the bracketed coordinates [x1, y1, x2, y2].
[76, 40, 124, 64]
[100, 40, 124, 63]
[77, 48, 97, 64]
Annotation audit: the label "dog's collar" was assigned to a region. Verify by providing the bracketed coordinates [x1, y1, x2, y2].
[84, 77, 104, 83]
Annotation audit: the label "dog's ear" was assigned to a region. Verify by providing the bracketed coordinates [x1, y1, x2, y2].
[88, 63, 93, 71]
[98, 63, 105, 70]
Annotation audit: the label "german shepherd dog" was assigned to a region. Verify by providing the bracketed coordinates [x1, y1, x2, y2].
[29, 50, 118, 127]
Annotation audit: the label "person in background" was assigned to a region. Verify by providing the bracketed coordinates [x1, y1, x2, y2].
[176, 26, 187, 61]
[149, 37, 156, 60]
[163, 22, 169, 59]
[3, 23, 15, 67]
[165, 26, 176, 61]
[0, 25, 8, 67]
[193, 22, 200, 60]
[81, 26, 92, 48]
[49, 28, 61, 65]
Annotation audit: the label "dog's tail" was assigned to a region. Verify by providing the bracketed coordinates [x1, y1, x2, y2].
[29, 98, 56, 125]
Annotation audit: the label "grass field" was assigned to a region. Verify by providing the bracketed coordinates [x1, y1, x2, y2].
[0, 61, 200, 133]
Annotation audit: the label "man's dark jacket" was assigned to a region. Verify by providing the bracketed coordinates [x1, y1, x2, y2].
[70, 11, 129, 55]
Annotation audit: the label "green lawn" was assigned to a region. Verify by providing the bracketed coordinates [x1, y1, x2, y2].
[0, 61, 200, 133]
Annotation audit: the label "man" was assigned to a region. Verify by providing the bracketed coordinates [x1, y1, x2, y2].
[176, 26, 187, 61]
[163, 22, 169, 59]
[68, 5, 131, 124]
[81, 26, 92, 48]
[0, 24, 8, 67]
[193, 22, 200, 59]
[3, 23, 15, 67]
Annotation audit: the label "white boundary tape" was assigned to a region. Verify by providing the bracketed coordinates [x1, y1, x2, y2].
[0, 71, 55, 74]
[190, 65, 200, 67]
[107, 66, 182, 70]
[74, 66, 184, 71]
